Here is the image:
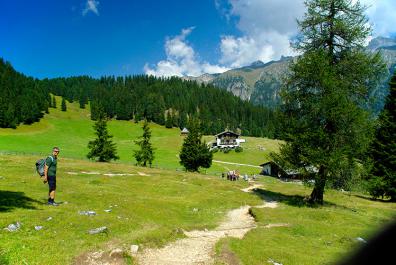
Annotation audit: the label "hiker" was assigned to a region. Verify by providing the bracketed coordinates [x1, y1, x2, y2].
[44, 147, 60, 206]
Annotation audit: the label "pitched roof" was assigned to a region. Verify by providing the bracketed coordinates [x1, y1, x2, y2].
[215, 130, 240, 137]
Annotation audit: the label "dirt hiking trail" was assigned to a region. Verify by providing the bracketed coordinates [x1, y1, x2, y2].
[78, 183, 282, 265]
[136, 205, 255, 265]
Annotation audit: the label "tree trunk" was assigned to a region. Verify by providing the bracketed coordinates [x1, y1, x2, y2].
[309, 166, 326, 204]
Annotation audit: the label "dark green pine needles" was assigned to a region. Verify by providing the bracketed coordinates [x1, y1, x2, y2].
[87, 114, 119, 162]
[179, 119, 212, 172]
[368, 73, 396, 201]
[133, 120, 155, 167]
[275, 0, 386, 204]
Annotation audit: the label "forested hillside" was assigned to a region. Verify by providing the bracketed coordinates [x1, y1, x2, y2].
[0, 58, 278, 137]
[0, 58, 49, 128]
[43, 75, 278, 137]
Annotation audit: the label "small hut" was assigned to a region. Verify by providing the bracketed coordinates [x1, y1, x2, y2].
[180, 127, 189, 136]
[259, 161, 300, 179]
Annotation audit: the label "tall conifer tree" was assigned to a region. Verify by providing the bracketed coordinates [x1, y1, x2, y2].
[87, 112, 119, 162]
[133, 120, 155, 167]
[275, 0, 386, 203]
[179, 118, 212, 172]
[368, 73, 396, 201]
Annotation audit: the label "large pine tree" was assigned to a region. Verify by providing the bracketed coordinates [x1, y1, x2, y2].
[368, 73, 396, 201]
[87, 113, 119, 162]
[275, 0, 386, 204]
[133, 120, 155, 167]
[179, 118, 212, 172]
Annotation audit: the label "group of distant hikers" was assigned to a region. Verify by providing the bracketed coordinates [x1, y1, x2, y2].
[36, 147, 60, 206]
[222, 170, 257, 181]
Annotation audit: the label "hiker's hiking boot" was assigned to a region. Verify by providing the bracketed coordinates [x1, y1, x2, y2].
[47, 201, 59, 206]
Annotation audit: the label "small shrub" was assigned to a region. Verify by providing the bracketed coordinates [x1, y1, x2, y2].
[235, 146, 243, 153]
[223, 148, 230, 154]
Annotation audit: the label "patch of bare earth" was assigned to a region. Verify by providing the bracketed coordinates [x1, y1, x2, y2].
[73, 241, 126, 265]
[135, 206, 256, 265]
[240, 184, 263, 193]
[76, 183, 286, 265]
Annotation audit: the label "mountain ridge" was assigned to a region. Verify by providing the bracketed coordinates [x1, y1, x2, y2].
[185, 36, 396, 112]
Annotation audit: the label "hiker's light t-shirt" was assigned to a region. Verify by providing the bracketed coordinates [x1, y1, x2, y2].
[46, 156, 57, 177]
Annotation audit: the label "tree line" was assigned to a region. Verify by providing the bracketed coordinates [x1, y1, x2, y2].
[1, 60, 279, 137]
[42, 75, 278, 138]
[0, 58, 49, 128]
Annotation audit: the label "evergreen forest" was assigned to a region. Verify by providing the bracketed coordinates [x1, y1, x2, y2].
[0, 58, 49, 128]
[1, 58, 278, 137]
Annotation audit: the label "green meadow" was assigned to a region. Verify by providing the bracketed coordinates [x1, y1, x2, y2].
[0, 98, 395, 264]
[0, 97, 279, 175]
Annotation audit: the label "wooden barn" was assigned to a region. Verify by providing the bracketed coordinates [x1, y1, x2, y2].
[259, 161, 300, 179]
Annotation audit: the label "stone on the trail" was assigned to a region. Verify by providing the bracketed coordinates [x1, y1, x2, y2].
[104, 209, 112, 213]
[109, 248, 123, 258]
[35, 226, 43, 231]
[130, 245, 139, 254]
[79, 210, 96, 216]
[4, 222, 21, 232]
[46, 217, 53, 221]
[193, 208, 199, 212]
[268, 258, 283, 265]
[355, 237, 367, 243]
[88, 226, 108, 235]
[63, 201, 69, 204]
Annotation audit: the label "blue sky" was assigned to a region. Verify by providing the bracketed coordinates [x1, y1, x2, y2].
[1, 0, 395, 78]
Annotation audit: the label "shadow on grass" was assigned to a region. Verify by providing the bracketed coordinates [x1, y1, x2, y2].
[253, 188, 352, 209]
[0, 190, 41, 212]
[353, 194, 394, 203]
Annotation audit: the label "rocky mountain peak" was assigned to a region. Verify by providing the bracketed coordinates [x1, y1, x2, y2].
[250, 60, 265, 68]
[367, 36, 396, 51]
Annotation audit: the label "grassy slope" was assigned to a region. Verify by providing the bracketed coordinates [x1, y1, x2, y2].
[215, 178, 396, 265]
[1, 98, 395, 264]
[0, 154, 260, 264]
[0, 97, 279, 175]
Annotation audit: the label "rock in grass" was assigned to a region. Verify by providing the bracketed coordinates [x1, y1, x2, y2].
[4, 222, 21, 232]
[46, 217, 53, 221]
[355, 237, 367, 243]
[104, 209, 112, 213]
[35, 226, 43, 231]
[130, 245, 139, 254]
[79, 210, 96, 216]
[268, 258, 283, 265]
[109, 248, 123, 258]
[88, 226, 108, 235]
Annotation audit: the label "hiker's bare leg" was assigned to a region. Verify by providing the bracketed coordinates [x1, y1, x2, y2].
[49, 190, 55, 200]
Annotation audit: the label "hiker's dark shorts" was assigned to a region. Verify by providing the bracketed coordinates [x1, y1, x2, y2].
[47, 176, 56, 191]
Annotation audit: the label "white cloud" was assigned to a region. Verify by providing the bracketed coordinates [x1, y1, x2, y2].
[145, 0, 395, 76]
[219, 0, 305, 68]
[144, 28, 230, 77]
[82, 0, 99, 16]
[360, 0, 396, 37]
